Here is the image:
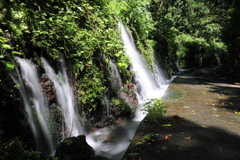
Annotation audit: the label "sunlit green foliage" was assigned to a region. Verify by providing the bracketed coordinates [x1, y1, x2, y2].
[107, 0, 159, 71]
[175, 33, 227, 68]
[159, 0, 232, 69]
[0, 0, 133, 114]
[142, 98, 167, 123]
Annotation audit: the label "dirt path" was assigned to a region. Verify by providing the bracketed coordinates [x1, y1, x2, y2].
[123, 68, 240, 160]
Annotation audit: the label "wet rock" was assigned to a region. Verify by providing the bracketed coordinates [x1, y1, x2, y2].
[41, 76, 56, 103]
[55, 135, 95, 160]
[112, 102, 134, 118]
[128, 82, 135, 90]
[127, 82, 139, 105]
[95, 116, 115, 128]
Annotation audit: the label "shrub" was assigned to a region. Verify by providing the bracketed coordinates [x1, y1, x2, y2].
[142, 98, 167, 123]
[0, 136, 56, 160]
[141, 132, 158, 143]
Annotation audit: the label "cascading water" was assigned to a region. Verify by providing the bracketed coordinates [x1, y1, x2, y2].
[42, 58, 83, 138]
[12, 57, 83, 156]
[109, 60, 127, 102]
[103, 94, 111, 118]
[86, 22, 171, 159]
[110, 60, 123, 91]
[119, 22, 168, 101]
[12, 57, 55, 156]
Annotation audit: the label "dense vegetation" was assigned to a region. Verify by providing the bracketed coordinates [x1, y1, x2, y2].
[0, 0, 239, 158]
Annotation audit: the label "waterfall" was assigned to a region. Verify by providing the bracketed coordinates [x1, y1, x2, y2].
[109, 60, 123, 93]
[42, 58, 83, 138]
[12, 57, 83, 156]
[86, 22, 171, 160]
[12, 58, 55, 156]
[119, 21, 168, 101]
[103, 94, 111, 118]
[109, 60, 127, 101]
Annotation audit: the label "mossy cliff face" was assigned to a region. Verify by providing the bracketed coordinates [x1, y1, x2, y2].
[0, 0, 180, 137]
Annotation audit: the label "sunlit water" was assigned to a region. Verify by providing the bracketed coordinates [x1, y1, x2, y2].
[86, 22, 172, 160]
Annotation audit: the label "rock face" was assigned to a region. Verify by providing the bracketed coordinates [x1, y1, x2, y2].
[41, 76, 56, 103]
[55, 135, 95, 160]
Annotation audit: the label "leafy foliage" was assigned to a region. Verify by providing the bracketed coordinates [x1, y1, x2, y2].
[142, 98, 167, 123]
[141, 132, 158, 143]
[175, 33, 227, 68]
[0, 136, 56, 160]
[153, 0, 232, 69]
[0, 0, 132, 114]
[220, 0, 240, 72]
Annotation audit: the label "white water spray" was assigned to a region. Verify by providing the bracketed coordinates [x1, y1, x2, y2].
[12, 57, 55, 156]
[119, 22, 168, 101]
[109, 60, 123, 92]
[42, 58, 83, 138]
[87, 22, 172, 160]
[13, 57, 83, 156]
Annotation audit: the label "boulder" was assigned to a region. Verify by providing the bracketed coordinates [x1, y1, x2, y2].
[112, 101, 134, 118]
[55, 135, 95, 160]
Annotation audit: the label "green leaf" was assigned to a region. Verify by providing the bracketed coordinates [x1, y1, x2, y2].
[1, 44, 11, 49]
[14, 84, 21, 89]
[118, 62, 128, 69]
[3, 61, 14, 70]
[115, 53, 121, 57]
[12, 51, 23, 55]
[63, 16, 68, 21]
[162, 124, 171, 127]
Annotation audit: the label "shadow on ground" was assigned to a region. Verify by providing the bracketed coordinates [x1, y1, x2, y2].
[210, 85, 240, 111]
[124, 68, 240, 160]
[124, 116, 240, 160]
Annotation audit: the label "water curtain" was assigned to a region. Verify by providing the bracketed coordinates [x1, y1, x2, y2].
[12, 57, 83, 156]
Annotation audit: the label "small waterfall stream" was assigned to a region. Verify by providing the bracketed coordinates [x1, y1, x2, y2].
[109, 60, 123, 91]
[119, 22, 168, 101]
[12, 57, 83, 156]
[86, 22, 171, 159]
[42, 58, 83, 138]
[12, 58, 55, 156]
